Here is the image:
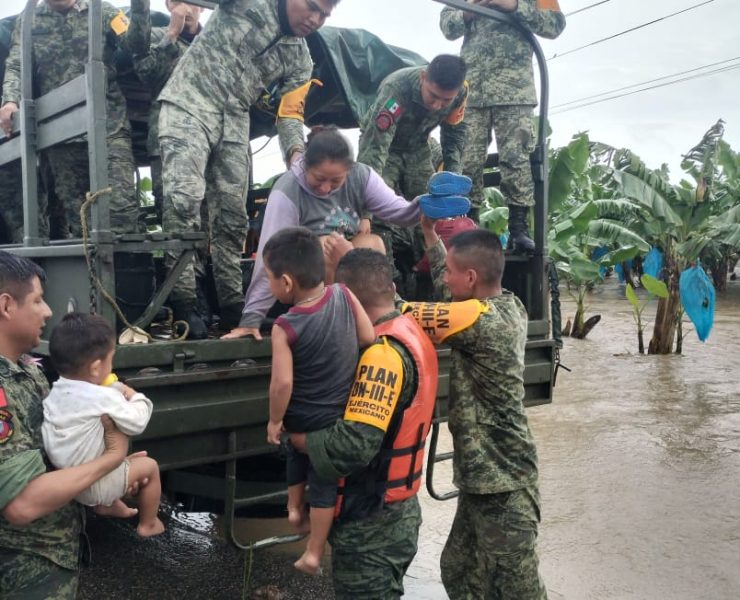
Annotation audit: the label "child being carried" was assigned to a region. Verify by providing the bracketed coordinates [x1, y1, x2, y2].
[42, 312, 164, 537]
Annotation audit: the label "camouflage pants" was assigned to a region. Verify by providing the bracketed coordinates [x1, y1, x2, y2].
[330, 496, 421, 600]
[0, 549, 78, 600]
[0, 161, 49, 244]
[440, 488, 546, 600]
[463, 105, 536, 210]
[43, 134, 140, 237]
[374, 145, 432, 299]
[150, 155, 164, 225]
[159, 102, 250, 310]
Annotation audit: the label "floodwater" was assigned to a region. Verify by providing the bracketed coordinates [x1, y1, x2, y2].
[79, 271, 740, 599]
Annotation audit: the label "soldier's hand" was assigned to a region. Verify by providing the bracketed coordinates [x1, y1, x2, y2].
[221, 326, 262, 341]
[166, 3, 191, 40]
[101, 415, 129, 463]
[0, 102, 19, 138]
[481, 0, 518, 11]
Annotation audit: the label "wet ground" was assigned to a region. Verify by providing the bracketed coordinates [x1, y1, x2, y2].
[79, 271, 740, 599]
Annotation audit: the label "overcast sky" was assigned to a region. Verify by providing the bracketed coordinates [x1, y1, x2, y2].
[2, 0, 738, 184]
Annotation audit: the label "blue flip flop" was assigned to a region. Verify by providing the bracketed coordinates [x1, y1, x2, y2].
[419, 194, 472, 219]
[428, 171, 473, 196]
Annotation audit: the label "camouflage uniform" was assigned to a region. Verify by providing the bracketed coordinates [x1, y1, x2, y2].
[2, 0, 140, 236]
[0, 23, 48, 245]
[126, 0, 201, 223]
[306, 313, 422, 599]
[358, 67, 468, 295]
[420, 240, 547, 599]
[0, 355, 82, 598]
[440, 1, 566, 211]
[158, 0, 311, 316]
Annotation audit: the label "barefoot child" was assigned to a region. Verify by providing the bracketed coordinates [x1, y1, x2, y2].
[263, 227, 375, 574]
[41, 312, 164, 537]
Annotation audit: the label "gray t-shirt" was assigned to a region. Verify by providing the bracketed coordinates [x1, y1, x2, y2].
[276, 284, 360, 432]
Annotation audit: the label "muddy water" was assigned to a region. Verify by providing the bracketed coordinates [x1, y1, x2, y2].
[79, 272, 740, 599]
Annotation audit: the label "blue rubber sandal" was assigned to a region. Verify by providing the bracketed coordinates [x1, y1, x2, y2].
[419, 194, 472, 219]
[428, 171, 473, 196]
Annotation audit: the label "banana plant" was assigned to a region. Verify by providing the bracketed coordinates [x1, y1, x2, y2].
[603, 120, 739, 353]
[625, 274, 668, 354]
[548, 133, 649, 338]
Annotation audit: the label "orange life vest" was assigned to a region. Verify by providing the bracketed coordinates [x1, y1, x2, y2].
[336, 314, 438, 520]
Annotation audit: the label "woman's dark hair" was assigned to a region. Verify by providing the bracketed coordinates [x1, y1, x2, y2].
[49, 312, 116, 377]
[304, 125, 354, 169]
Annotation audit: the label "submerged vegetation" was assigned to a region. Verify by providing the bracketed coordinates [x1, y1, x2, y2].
[547, 120, 739, 353]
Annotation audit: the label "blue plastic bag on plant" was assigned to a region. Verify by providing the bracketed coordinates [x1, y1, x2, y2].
[643, 247, 663, 279]
[592, 246, 609, 277]
[614, 259, 633, 283]
[679, 264, 715, 342]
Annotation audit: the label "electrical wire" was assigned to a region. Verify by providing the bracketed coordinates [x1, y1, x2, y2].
[565, 0, 612, 18]
[551, 62, 740, 114]
[552, 56, 740, 109]
[549, 0, 717, 60]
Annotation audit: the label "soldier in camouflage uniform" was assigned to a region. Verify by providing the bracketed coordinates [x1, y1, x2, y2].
[0, 251, 130, 598]
[158, 0, 339, 338]
[0, 0, 141, 238]
[126, 0, 203, 224]
[357, 54, 468, 298]
[292, 248, 438, 599]
[440, 0, 566, 251]
[407, 221, 547, 599]
[0, 18, 48, 245]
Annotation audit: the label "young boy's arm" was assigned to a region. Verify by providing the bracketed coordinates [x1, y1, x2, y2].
[267, 324, 293, 445]
[346, 288, 377, 347]
[106, 387, 153, 437]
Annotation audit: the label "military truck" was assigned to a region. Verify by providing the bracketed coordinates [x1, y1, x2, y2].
[0, 0, 558, 548]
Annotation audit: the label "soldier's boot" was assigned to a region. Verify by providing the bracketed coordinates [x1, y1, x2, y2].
[507, 205, 535, 254]
[218, 303, 244, 332]
[171, 301, 208, 340]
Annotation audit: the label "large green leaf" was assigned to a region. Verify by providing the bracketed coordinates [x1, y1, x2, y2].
[609, 170, 684, 226]
[625, 283, 639, 309]
[641, 274, 669, 298]
[598, 245, 642, 266]
[548, 133, 590, 214]
[480, 206, 509, 236]
[587, 219, 650, 252]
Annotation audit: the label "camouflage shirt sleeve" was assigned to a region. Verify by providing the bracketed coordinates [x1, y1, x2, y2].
[306, 337, 417, 481]
[125, 0, 152, 57]
[356, 84, 402, 176]
[439, 88, 468, 173]
[275, 49, 313, 162]
[512, 0, 567, 39]
[1, 17, 21, 106]
[428, 238, 453, 302]
[439, 7, 466, 41]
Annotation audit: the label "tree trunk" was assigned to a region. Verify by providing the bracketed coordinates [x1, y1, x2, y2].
[711, 256, 728, 292]
[675, 314, 683, 355]
[638, 328, 645, 354]
[648, 259, 681, 354]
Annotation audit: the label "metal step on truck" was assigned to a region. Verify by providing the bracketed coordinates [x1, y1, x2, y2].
[0, 0, 559, 549]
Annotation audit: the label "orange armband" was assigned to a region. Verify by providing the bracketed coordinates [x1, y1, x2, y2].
[344, 339, 404, 432]
[401, 299, 488, 343]
[537, 0, 562, 11]
[277, 79, 323, 121]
